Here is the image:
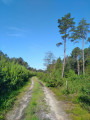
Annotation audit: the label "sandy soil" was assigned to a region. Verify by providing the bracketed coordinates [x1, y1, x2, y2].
[43, 85, 70, 120]
[6, 78, 70, 120]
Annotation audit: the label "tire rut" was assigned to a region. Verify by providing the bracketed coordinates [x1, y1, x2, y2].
[40, 81, 70, 120]
[6, 78, 34, 120]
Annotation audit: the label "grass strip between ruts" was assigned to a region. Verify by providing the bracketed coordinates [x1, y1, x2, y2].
[25, 77, 46, 120]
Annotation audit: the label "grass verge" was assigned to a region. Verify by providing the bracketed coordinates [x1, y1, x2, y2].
[51, 87, 90, 120]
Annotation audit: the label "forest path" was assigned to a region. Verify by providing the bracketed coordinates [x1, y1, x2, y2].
[40, 82, 70, 120]
[6, 78, 34, 120]
[6, 77, 70, 120]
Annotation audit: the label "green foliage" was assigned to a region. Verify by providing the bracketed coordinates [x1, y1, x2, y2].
[87, 37, 90, 42]
[37, 58, 63, 87]
[10, 57, 29, 68]
[25, 77, 45, 120]
[38, 45, 90, 113]
[71, 47, 81, 58]
[57, 13, 75, 77]
[71, 19, 90, 75]
[0, 51, 33, 118]
[58, 13, 75, 39]
[61, 74, 90, 111]
[71, 19, 90, 41]
[0, 115, 3, 120]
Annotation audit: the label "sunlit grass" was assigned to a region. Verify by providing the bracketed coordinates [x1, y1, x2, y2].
[25, 77, 45, 120]
[51, 87, 90, 120]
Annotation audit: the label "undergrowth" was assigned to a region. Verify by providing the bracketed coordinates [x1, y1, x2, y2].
[38, 70, 90, 120]
[50, 73, 90, 120]
[0, 78, 31, 120]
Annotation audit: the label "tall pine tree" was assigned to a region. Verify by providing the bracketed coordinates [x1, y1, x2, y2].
[71, 19, 90, 75]
[56, 13, 75, 78]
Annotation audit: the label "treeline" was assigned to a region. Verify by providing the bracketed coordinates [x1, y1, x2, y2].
[0, 51, 33, 118]
[38, 46, 90, 86]
[38, 46, 90, 111]
[65, 47, 90, 76]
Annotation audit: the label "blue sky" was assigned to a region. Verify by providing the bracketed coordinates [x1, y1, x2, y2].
[0, 0, 90, 70]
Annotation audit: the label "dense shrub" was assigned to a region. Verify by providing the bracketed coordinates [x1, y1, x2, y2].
[37, 69, 63, 87]
[0, 57, 30, 95]
[0, 53, 32, 117]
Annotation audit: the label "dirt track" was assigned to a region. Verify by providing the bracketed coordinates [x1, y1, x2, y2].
[6, 77, 70, 120]
[43, 85, 70, 120]
[6, 78, 34, 120]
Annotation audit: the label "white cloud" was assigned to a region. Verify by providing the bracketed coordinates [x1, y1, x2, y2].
[7, 26, 26, 37]
[7, 26, 29, 37]
[9, 27, 26, 32]
[2, 0, 13, 4]
[7, 33, 22, 37]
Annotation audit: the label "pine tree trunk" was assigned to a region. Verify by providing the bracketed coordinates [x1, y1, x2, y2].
[78, 60, 80, 75]
[77, 55, 80, 75]
[62, 38, 66, 78]
[82, 38, 85, 75]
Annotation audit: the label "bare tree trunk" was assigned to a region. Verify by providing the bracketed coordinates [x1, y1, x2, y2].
[77, 55, 80, 75]
[82, 38, 85, 75]
[62, 38, 66, 78]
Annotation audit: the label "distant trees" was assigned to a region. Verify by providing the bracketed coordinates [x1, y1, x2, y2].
[71, 47, 81, 75]
[56, 13, 75, 78]
[44, 51, 55, 73]
[10, 57, 29, 68]
[84, 47, 90, 74]
[41, 45, 90, 88]
[55, 57, 62, 70]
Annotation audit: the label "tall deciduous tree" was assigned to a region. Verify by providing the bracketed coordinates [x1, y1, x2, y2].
[44, 51, 55, 72]
[71, 19, 90, 75]
[56, 13, 75, 78]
